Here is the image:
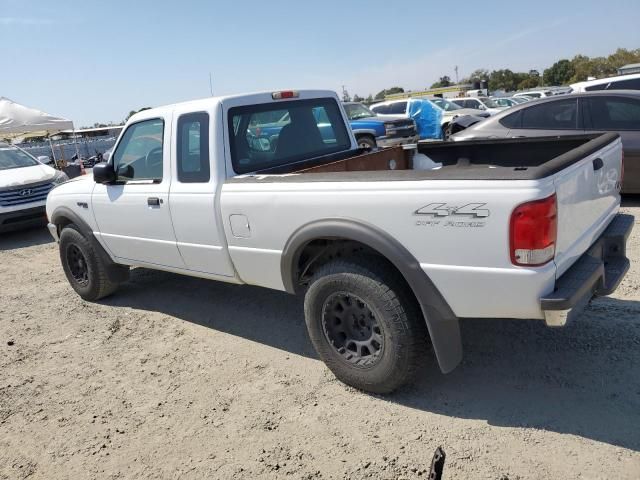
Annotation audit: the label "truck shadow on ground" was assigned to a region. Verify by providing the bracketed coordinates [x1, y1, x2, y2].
[0, 226, 53, 251]
[105, 267, 640, 452]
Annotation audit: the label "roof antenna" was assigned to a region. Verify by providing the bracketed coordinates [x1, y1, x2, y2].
[209, 72, 214, 96]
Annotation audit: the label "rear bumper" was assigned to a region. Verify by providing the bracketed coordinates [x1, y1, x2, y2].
[541, 213, 634, 326]
[0, 205, 47, 233]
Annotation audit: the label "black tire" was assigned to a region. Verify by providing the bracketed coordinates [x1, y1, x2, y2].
[442, 124, 452, 140]
[304, 258, 428, 393]
[59, 225, 120, 301]
[356, 135, 376, 150]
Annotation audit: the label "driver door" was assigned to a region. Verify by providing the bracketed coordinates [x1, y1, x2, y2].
[92, 116, 185, 268]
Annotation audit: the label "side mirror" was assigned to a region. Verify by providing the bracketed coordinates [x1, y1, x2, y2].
[93, 162, 116, 184]
[38, 155, 54, 165]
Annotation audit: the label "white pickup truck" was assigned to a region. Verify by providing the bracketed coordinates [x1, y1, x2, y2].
[46, 90, 633, 393]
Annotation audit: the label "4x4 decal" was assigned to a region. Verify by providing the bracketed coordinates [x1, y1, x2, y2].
[414, 203, 490, 218]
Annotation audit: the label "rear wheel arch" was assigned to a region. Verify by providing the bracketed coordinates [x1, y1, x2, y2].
[280, 218, 463, 373]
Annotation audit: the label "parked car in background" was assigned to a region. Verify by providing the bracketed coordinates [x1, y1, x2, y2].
[451, 90, 640, 193]
[370, 98, 488, 138]
[0, 142, 68, 232]
[513, 90, 555, 100]
[450, 96, 506, 115]
[491, 97, 522, 108]
[342, 102, 418, 149]
[570, 72, 640, 93]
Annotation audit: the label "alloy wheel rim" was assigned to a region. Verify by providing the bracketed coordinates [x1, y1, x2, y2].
[321, 292, 384, 368]
[67, 244, 89, 286]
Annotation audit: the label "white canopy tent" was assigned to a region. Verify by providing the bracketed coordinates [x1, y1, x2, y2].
[0, 96, 76, 163]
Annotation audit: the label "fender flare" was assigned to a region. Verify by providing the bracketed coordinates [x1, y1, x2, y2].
[351, 128, 379, 138]
[50, 206, 129, 283]
[280, 218, 462, 373]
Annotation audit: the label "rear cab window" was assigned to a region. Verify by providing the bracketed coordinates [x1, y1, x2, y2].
[228, 98, 351, 174]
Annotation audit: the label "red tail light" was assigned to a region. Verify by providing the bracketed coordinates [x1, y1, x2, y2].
[510, 194, 557, 266]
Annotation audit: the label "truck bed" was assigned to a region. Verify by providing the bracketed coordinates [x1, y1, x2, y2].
[231, 133, 618, 182]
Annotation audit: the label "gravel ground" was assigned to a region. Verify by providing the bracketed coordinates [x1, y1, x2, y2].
[1, 199, 639, 480]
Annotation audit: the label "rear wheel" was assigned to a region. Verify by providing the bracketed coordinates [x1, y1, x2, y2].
[59, 225, 121, 301]
[304, 258, 428, 393]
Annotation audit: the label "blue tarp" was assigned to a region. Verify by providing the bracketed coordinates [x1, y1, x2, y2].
[407, 99, 443, 140]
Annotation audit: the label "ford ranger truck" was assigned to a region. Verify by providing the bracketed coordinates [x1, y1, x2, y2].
[46, 90, 633, 394]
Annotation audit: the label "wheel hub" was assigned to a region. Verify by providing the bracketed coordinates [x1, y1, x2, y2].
[66, 244, 89, 286]
[321, 293, 383, 367]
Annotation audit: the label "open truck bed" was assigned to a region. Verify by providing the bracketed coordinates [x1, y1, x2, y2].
[235, 133, 618, 181]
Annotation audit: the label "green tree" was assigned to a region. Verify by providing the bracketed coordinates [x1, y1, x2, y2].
[488, 69, 520, 91]
[518, 77, 540, 90]
[374, 87, 404, 100]
[430, 75, 452, 88]
[543, 59, 575, 86]
[464, 69, 490, 83]
[365, 94, 373, 104]
[607, 48, 640, 70]
[352, 94, 364, 102]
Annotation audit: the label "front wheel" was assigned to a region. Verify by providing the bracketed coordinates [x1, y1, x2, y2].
[304, 259, 428, 393]
[356, 135, 376, 150]
[59, 225, 121, 301]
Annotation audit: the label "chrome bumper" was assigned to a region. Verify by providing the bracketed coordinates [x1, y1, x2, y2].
[377, 135, 420, 148]
[47, 222, 60, 242]
[541, 214, 633, 327]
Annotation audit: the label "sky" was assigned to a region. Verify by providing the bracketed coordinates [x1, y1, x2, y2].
[1, 0, 639, 127]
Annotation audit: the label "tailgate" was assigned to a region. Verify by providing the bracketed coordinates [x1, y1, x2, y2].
[553, 135, 623, 277]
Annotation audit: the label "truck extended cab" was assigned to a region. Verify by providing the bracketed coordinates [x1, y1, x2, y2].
[46, 90, 633, 393]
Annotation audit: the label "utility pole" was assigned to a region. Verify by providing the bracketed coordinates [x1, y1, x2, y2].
[454, 66, 459, 84]
[209, 72, 214, 96]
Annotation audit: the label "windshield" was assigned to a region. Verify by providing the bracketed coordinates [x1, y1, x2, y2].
[480, 97, 500, 108]
[429, 97, 462, 111]
[0, 145, 40, 171]
[343, 103, 375, 120]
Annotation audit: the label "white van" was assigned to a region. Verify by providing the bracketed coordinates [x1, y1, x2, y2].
[0, 143, 68, 232]
[570, 73, 640, 92]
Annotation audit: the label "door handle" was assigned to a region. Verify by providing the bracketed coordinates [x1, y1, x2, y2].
[147, 197, 162, 206]
[593, 158, 604, 171]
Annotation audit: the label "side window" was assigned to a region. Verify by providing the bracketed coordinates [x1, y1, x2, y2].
[585, 78, 640, 91]
[113, 118, 164, 181]
[520, 99, 577, 130]
[499, 110, 522, 128]
[584, 96, 640, 130]
[371, 104, 390, 114]
[177, 112, 210, 183]
[388, 102, 407, 115]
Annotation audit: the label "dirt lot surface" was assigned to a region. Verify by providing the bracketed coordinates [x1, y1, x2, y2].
[1, 200, 640, 480]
